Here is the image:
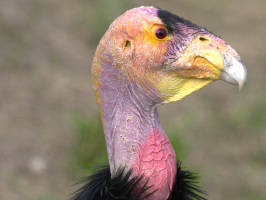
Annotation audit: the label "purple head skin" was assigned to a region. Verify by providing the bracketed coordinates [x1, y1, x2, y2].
[98, 56, 176, 199]
[91, 6, 247, 199]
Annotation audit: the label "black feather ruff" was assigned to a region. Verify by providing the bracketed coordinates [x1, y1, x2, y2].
[71, 163, 207, 200]
[168, 162, 207, 200]
[71, 164, 155, 200]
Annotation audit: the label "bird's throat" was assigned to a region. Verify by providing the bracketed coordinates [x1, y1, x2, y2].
[103, 104, 176, 199]
[131, 127, 177, 199]
[94, 60, 177, 199]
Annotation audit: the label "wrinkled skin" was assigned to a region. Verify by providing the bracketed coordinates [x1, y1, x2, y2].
[91, 6, 247, 199]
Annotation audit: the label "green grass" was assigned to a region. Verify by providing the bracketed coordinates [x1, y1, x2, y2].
[69, 112, 107, 177]
[228, 99, 266, 134]
[165, 110, 196, 160]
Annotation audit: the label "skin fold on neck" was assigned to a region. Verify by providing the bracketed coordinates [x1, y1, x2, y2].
[95, 59, 177, 199]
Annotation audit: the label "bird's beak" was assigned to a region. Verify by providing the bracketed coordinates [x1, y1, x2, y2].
[158, 34, 247, 103]
[220, 52, 247, 91]
[169, 34, 247, 91]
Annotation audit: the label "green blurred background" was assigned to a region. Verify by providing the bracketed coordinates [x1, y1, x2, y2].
[0, 0, 265, 199]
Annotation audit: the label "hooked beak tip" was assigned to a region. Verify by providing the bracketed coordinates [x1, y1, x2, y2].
[220, 52, 247, 91]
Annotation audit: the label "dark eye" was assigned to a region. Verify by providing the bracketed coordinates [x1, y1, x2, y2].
[155, 27, 167, 39]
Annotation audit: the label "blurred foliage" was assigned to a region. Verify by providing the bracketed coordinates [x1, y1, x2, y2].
[166, 110, 197, 161]
[70, 112, 108, 177]
[75, 0, 133, 45]
[229, 100, 266, 133]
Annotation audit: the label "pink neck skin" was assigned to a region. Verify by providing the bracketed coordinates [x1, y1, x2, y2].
[98, 61, 177, 199]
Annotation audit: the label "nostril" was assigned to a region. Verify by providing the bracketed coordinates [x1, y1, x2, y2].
[199, 37, 209, 42]
[125, 40, 131, 48]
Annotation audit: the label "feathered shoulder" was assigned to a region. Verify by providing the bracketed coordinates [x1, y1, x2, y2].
[71, 162, 207, 200]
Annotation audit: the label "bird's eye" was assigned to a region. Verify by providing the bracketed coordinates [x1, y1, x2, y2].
[154, 27, 167, 39]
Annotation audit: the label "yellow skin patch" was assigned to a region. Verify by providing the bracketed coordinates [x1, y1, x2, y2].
[157, 34, 239, 103]
[112, 14, 237, 104]
[92, 7, 239, 106]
